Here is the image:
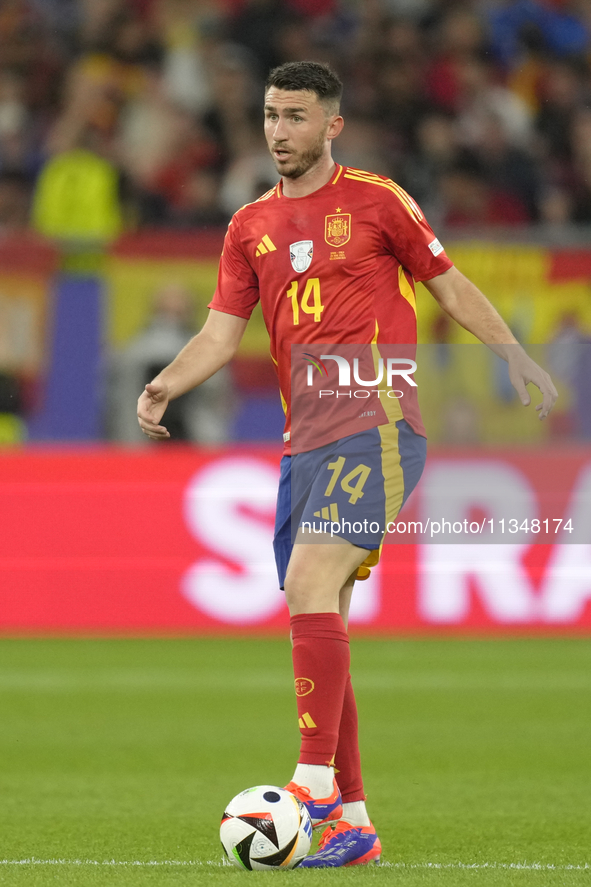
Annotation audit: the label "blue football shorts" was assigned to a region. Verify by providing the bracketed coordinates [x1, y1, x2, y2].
[273, 419, 427, 588]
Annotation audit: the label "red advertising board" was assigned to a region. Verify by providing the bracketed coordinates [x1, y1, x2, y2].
[0, 447, 590, 634]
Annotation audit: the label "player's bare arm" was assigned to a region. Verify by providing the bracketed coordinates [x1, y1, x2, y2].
[137, 309, 247, 440]
[423, 265, 558, 419]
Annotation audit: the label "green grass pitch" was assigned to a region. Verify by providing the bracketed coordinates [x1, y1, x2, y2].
[0, 636, 589, 886]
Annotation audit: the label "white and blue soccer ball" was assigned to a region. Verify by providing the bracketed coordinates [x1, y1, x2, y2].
[220, 785, 313, 870]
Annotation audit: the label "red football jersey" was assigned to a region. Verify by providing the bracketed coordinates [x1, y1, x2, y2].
[209, 164, 453, 453]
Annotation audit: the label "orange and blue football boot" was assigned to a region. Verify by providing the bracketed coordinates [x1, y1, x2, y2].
[284, 778, 343, 829]
[298, 820, 382, 868]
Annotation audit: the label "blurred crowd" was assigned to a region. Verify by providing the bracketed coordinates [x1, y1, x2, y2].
[2, 0, 591, 234]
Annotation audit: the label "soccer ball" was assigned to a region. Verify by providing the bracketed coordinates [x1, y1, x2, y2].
[220, 785, 312, 870]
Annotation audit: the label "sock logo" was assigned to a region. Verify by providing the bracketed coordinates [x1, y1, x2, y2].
[298, 712, 317, 729]
[295, 678, 315, 697]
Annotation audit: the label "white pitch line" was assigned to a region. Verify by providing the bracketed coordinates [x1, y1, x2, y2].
[0, 859, 589, 871]
[382, 862, 591, 871]
[0, 859, 230, 867]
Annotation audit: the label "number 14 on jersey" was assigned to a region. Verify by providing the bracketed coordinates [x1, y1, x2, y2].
[287, 278, 324, 325]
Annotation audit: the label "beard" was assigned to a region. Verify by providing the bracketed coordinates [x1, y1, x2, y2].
[272, 126, 327, 179]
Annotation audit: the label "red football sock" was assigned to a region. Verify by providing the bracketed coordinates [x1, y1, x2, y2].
[334, 673, 365, 802]
[290, 612, 350, 767]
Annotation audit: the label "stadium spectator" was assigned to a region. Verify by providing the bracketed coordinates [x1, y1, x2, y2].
[122, 94, 223, 226]
[455, 57, 535, 153]
[219, 130, 278, 216]
[0, 71, 32, 177]
[32, 141, 123, 241]
[462, 109, 540, 220]
[486, 0, 590, 69]
[226, 0, 290, 76]
[0, 371, 26, 445]
[537, 183, 575, 227]
[107, 280, 233, 443]
[439, 160, 530, 228]
[154, 0, 221, 115]
[424, 6, 490, 112]
[330, 114, 388, 175]
[566, 105, 591, 222]
[535, 58, 590, 169]
[3, 0, 591, 231]
[400, 109, 461, 222]
[203, 44, 263, 165]
[0, 170, 30, 229]
[547, 312, 591, 439]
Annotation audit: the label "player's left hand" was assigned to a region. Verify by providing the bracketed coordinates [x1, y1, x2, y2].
[506, 348, 558, 420]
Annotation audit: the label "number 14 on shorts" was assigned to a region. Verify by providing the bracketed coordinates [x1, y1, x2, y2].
[325, 457, 371, 505]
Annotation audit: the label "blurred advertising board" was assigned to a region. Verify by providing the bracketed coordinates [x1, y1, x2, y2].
[104, 235, 591, 359]
[0, 446, 590, 634]
[25, 233, 587, 442]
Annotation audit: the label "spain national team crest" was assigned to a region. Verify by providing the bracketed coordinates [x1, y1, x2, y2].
[289, 240, 314, 273]
[295, 678, 315, 697]
[325, 213, 351, 246]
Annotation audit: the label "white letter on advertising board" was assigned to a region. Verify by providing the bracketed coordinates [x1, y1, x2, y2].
[417, 461, 538, 622]
[540, 463, 591, 621]
[182, 458, 282, 623]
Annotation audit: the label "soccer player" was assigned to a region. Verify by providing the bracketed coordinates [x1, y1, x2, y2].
[137, 61, 557, 868]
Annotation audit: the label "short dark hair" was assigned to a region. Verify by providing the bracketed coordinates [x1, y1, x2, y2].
[265, 61, 342, 112]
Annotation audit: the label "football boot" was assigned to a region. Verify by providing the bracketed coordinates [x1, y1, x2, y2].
[284, 777, 343, 829]
[298, 819, 381, 868]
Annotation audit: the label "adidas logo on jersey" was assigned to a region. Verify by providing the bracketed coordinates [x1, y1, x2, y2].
[255, 235, 277, 256]
[313, 503, 340, 521]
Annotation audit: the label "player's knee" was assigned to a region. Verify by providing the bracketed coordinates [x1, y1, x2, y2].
[283, 575, 309, 612]
[283, 574, 337, 615]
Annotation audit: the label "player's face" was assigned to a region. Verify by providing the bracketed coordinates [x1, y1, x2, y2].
[264, 88, 337, 179]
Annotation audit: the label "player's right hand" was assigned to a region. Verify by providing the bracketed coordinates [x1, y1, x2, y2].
[137, 381, 171, 440]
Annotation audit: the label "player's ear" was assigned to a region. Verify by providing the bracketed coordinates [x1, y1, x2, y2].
[327, 115, 344, 141]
